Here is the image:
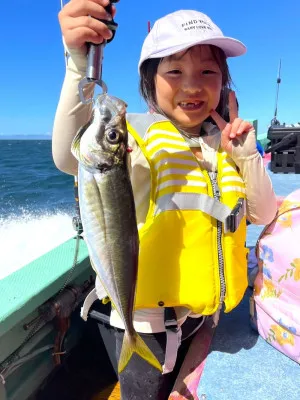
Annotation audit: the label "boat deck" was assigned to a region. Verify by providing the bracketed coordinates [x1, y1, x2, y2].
[196, 289, 300, 400]
[92, 383, 120, 400]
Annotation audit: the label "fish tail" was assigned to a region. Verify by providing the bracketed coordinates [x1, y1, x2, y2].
[118, 331, 162, 374]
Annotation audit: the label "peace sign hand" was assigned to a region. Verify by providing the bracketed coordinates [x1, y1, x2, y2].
[210, 91, 258, 163]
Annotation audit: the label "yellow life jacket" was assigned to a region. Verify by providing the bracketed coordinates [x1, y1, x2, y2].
[126, 115, 248, 315]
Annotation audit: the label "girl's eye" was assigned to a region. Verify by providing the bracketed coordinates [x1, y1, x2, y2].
[202, 70, 216, 75]
[167, 69, 182, 75]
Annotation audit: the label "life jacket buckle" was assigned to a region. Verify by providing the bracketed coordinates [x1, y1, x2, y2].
[163, 307, 182, 374]
[164, 307, 179, 332]
[165, 320, 179, 333]
[225, 198, 245, 233]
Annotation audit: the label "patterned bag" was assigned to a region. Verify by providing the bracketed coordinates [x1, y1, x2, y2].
[251, 189, 300, 363]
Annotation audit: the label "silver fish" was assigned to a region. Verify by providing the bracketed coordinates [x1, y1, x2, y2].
[71, 94, 161, 373]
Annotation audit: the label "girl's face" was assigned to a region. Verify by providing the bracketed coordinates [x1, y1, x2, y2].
[155, 45, 223, 135]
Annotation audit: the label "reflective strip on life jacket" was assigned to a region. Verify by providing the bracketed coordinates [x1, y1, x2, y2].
[154, 192, 232, 222]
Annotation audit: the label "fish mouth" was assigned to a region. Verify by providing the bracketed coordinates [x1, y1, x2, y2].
[97, 163, 113, 173]
[178, 101, 205, 112]
[96, 155, 123, 173]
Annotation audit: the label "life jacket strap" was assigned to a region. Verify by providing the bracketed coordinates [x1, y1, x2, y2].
[81, 289, 193, 375]
[163, 307, 182, 374]
[154, 193, 246, 233]
[80, 287, 99, 321]
[126, 113, 168, 138]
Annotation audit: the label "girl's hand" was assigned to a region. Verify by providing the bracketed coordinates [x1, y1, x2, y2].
[210, 91, 258, 161]
[58, 0, 117, 53]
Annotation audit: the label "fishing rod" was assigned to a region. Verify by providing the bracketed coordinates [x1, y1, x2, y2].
[271, 59, 281, 126]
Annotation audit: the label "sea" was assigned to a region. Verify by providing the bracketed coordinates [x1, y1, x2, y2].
[0, 139, 76, 279]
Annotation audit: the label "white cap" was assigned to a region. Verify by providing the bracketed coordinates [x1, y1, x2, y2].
[138, 10, 246, 73]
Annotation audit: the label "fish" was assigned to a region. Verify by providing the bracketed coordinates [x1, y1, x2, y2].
[71, 94, 162, 373]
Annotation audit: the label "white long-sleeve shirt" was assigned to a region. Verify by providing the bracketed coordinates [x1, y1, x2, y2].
[52, 50, 277, 333]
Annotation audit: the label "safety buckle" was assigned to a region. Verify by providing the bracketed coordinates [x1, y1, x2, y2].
[225, 198, 245, 233]
[164, 307, 179, 333]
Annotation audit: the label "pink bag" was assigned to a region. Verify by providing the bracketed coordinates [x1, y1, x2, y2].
[251, 189, 300, 364]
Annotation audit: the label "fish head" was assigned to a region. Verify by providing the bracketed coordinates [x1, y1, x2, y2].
[72, 94, 128, 173]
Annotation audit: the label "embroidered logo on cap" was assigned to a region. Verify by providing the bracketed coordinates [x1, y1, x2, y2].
[181, 19, 213, 32]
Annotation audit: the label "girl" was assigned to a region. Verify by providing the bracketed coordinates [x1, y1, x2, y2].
[53, 2, 277, 399]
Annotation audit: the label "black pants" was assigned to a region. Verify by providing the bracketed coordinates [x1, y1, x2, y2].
[89, 301, 203, 400]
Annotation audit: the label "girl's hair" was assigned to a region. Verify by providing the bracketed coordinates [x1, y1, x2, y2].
[139, 45, 233, 123]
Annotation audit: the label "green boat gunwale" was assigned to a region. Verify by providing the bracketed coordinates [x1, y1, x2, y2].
[0, 237, 92, 340]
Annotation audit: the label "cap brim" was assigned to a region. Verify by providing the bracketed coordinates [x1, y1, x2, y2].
[138, 36, 246, 72]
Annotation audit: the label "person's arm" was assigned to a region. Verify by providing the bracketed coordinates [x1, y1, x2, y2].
[52, 48, 94, 176]
[52, 0, 117, 175]
[210, 91, 277, 225]
[236, 152, 277, 225]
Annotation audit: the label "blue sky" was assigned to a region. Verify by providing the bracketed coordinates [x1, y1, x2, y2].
[1, 0, 299, 137]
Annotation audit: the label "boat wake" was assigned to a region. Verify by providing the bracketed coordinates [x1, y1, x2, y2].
[1, 210, 75, 279]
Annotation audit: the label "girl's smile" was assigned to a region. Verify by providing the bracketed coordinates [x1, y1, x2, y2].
[155, 45, 222, 135]
[177, 100, 205, 112]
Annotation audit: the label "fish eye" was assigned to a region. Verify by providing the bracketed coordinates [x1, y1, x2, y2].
[106, 130, 120, 144]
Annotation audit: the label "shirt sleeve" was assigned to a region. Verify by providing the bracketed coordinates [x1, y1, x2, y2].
[200, 124, 278, 226]
[52, 48, 94, 176]
[236, 152, 278, 225]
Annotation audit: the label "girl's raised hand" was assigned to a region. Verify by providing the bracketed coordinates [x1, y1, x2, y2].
[58, 0, 117, 53]
[210, 91, 258, 160]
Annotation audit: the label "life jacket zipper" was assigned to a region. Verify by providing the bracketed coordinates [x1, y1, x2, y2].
[208, 171, 226, 305]
[184, 145, 226, 308]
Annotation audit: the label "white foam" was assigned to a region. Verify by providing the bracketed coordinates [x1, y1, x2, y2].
[0, 211, 75, 280]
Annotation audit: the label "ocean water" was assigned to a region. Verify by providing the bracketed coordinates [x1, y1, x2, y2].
[0, 139, 76, 279]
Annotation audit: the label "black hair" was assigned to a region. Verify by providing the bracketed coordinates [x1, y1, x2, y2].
[139, 45, 233, 122]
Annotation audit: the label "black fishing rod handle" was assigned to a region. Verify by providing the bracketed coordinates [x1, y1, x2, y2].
[85, 0, 119, 81]
[103, 0, 119, 43]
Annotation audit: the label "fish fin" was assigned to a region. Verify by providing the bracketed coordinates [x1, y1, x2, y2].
[71, 119, 93, 161]
[118, 331, 162, 374]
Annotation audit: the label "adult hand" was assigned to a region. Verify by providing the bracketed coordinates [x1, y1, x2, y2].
[58, 0, 117, 53]
[210, 91, 258, 160]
